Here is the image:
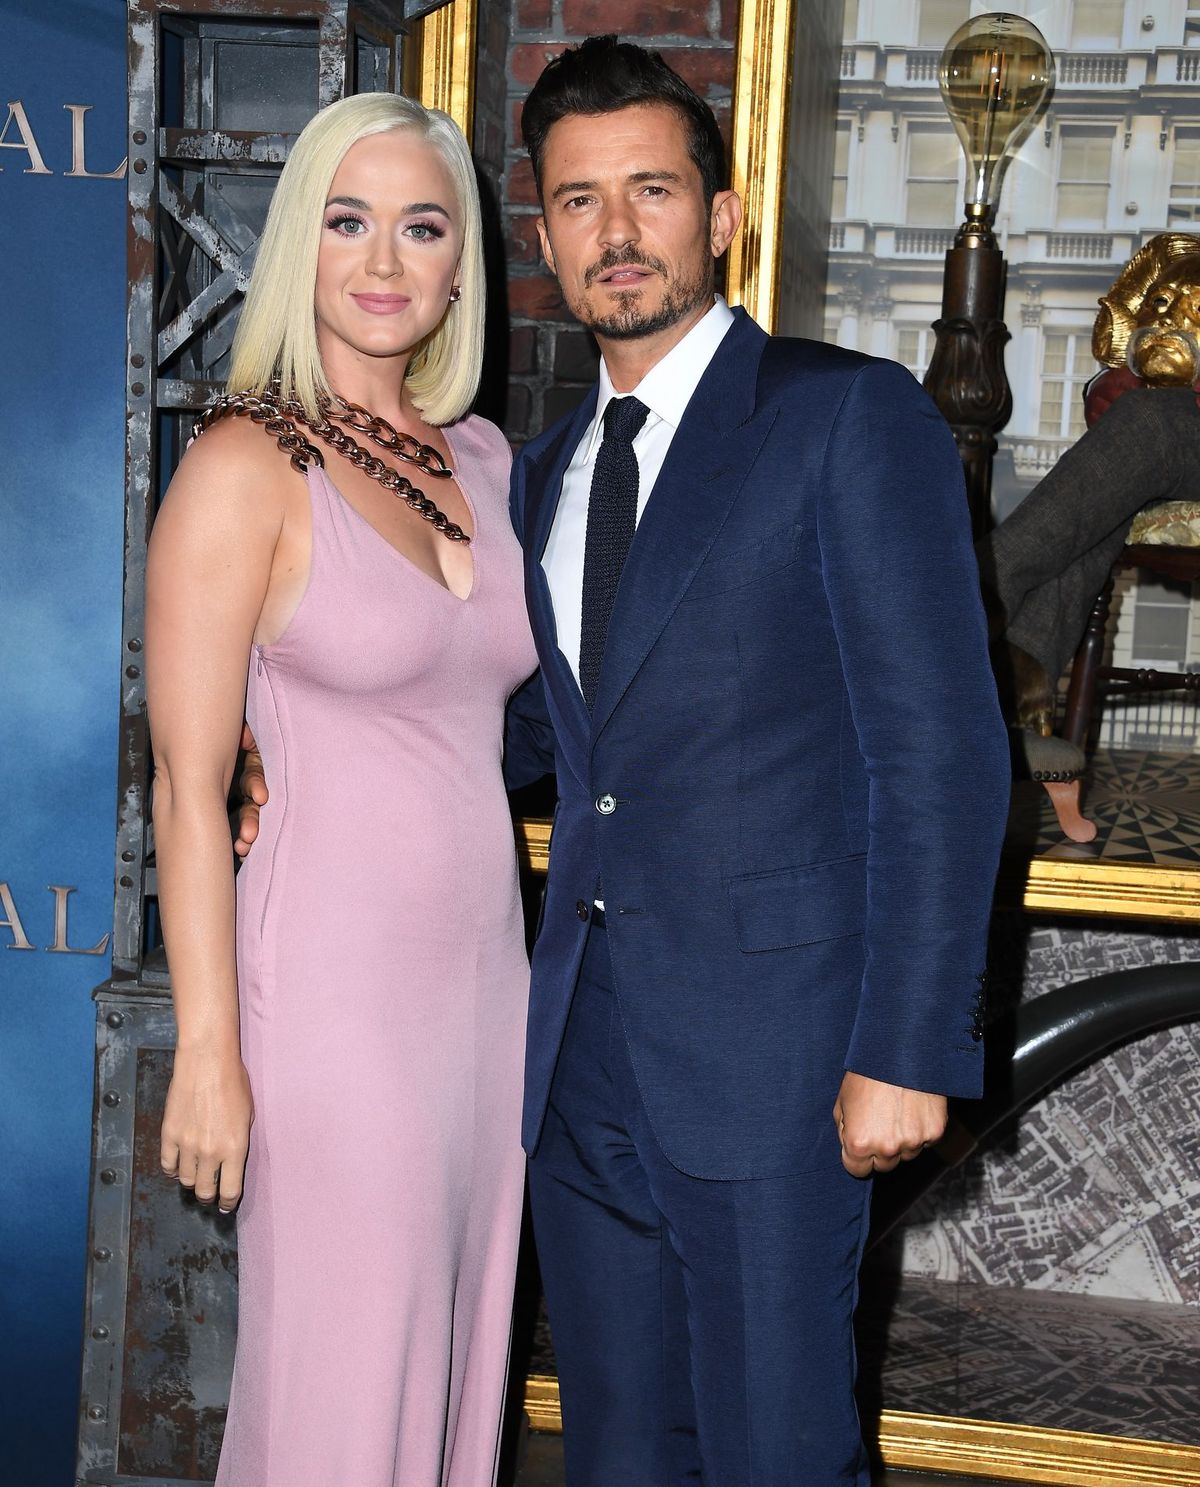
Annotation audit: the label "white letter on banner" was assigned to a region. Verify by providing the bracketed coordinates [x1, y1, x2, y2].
[64, 105, 126, 180]
[46, 886, 110, 956]
[0, 101, 52, 174]
[0, 884, 36, 951]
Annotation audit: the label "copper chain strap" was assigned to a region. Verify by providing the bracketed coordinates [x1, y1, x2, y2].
[193, 385, 470, 544]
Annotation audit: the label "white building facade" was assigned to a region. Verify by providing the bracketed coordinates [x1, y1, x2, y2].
[829, 0, 1200, 729]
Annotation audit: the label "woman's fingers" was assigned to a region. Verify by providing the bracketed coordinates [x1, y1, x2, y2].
[218, 1148, 249, 1213]
[160, 1060, 253, 1207]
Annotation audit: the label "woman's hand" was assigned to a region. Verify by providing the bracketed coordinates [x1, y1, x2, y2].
[161, 1046, 254, 1212]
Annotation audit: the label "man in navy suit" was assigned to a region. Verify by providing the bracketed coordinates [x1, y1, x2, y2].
[501, 36, 1011, 1487]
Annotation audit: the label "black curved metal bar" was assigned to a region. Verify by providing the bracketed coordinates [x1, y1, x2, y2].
[868, 958, 1200, 1246]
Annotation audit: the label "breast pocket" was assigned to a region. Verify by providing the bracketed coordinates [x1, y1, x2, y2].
[683, 522, 805, 601]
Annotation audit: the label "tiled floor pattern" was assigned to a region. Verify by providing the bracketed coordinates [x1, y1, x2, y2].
[1010, 748, 1200, 863]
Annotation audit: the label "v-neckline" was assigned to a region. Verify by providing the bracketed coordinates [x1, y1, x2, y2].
[318, 422, 476, 602]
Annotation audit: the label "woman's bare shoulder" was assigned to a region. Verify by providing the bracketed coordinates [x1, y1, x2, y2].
[165, 411, 307, 520]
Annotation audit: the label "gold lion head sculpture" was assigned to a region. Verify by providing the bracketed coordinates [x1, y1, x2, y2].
[1093, 232, 1200, 386]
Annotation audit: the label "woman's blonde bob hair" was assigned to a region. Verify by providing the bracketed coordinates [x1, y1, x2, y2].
[227, 92, 484, 427]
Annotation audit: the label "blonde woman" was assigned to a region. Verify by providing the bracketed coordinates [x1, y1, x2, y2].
[145, 94, 536, 1485]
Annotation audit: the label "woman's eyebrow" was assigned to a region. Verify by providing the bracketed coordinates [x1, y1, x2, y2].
[324, 196, 451, 218]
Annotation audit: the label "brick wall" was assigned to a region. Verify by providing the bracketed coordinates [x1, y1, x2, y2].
[497, 0, 738, 443]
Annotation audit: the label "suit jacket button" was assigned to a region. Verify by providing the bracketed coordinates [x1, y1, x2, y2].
[576, 900, 590, 921]
[595, 793, 617, 815]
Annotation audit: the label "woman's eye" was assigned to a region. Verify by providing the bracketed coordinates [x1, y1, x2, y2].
[408, 221, 445, 241]
[327, 214, 366, 236]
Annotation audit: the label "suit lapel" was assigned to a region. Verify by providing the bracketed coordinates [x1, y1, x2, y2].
[590, 310, 775, 740]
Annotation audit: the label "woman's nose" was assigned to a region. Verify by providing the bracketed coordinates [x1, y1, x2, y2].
[367, 238, 403, 279]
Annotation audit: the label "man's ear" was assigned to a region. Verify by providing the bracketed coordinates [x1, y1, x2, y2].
[536, 215, 557, 276]
[710, 189, 743, 260]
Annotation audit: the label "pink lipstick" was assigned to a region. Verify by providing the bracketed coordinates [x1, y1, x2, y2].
[350, 293, 412, 314]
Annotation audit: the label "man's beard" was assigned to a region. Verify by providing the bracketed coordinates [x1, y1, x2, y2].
[573, 247, 712, 340]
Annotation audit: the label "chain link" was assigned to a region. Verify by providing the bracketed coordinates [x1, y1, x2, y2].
[192, 385, 470, 544]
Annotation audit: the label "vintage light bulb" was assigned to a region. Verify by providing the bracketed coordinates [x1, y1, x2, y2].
[938, 12, 1055, 226]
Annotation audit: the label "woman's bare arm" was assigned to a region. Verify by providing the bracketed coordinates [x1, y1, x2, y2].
[145, 421, 297, 1210]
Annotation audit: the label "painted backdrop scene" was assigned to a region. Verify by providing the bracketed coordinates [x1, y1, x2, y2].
[3, 1, 1200, 1485]
[818, 0, 1200, 1460]
[0, 2, 126, 1483]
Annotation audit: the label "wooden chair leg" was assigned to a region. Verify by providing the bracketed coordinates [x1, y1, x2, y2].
[1043, 779, 1098, 844]
[1062, 572, 1116, 750]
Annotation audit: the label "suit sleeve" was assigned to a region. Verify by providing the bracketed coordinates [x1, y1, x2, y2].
[505, 668, 556, 790]
[817, 360, 1010, 1098]
[503, 445, 557, 791]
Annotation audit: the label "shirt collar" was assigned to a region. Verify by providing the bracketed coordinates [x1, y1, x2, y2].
[584, 295, 735, 461]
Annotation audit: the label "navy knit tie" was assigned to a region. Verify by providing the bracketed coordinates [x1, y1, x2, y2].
[579, 395, 650, 711]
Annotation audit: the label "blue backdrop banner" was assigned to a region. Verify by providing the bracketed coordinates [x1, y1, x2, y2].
[0, 2, 127, 1479]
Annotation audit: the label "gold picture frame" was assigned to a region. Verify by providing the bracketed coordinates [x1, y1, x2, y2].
[712, 1, 1200, 1480]
[412, 0, 477, 138]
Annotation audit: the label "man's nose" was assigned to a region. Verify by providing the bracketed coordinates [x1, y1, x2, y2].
[597, 200, 639, 252]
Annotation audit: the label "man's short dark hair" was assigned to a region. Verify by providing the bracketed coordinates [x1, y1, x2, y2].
[521, 35, 726, 208]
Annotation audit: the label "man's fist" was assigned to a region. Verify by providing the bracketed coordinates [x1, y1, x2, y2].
[833, 1072, 947, 1179]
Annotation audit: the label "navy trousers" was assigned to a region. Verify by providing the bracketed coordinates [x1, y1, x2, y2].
[527, 919, 873, 1487]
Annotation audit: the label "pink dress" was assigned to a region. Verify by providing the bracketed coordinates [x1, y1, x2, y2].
[218, 416, 537, 1487]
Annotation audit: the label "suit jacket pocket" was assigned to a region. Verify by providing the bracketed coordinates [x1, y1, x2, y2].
[683, 521, 804, 600]
[727, 854, 867, 952]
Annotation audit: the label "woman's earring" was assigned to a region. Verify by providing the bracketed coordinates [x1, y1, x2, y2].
[449, 286, 461, 303]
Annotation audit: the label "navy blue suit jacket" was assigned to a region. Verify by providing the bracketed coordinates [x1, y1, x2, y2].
[505, 307, 1010, 1181]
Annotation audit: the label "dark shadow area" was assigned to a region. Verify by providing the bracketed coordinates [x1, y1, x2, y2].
[474, 165, 511, 432]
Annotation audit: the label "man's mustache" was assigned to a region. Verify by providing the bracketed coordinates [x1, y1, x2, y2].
[584, 248, 669, 288]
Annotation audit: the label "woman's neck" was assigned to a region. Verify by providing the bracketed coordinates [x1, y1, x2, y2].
[317, 338, 419, 431]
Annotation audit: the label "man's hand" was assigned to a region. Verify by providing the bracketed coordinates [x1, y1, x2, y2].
[234, 722, 268, 859]
[833, 1071, 946, 1179]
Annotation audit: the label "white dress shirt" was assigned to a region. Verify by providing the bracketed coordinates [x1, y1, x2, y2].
[541, 295, 736, 688]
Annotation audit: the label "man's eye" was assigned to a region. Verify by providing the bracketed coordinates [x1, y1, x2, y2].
[566, 195, 592, 210]
[642, 185, 667, 197]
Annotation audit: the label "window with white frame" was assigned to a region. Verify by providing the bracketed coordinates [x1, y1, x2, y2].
[905, 125, 960, 227]
[1169, 129, 1200, 227]
[918, 0, 969, 48]
[1187, 0, 1200, 47]
[897, 325, 935, 380]
[1055, 127, 1114, 228]
[832, 121, 850, 219]
[1039, 332, 1091, 441]
[1130, 577, 1194, 667]
[843, 0, 858, 43]
[1069, 0, 1125, 47]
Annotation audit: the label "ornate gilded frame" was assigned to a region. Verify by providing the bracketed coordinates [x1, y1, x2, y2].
[412, 0, 476, 137]
[647, 0, 1200, 1479]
